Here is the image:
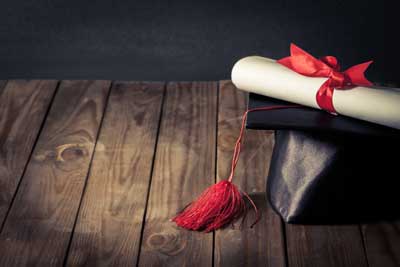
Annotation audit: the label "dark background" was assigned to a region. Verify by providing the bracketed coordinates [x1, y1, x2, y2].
[0, 0, 397, 83]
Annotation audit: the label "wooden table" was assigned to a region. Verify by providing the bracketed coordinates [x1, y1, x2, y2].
[0, 80, 398, 266]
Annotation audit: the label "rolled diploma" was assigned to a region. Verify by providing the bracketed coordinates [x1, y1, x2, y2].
[232, 56, 400, 130]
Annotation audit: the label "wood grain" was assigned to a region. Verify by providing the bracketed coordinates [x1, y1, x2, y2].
[362, 222, 400, 267]
[0, 80, 110, 266]
[65, 82, 165, 266]
[0, 80, 58, 226]
[139, 82, 217, 266]
[286, 224, 368, 267]
[0, 79, 395, 266]
[0, 80, 6, 91]
[215, 80, 286, 267]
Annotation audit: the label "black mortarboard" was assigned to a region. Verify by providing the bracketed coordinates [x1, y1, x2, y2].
[246, 92, 400, 224]
[247, 88, 400, 138]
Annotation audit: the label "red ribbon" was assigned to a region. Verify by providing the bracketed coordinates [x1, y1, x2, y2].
[277, 43, 373, 113]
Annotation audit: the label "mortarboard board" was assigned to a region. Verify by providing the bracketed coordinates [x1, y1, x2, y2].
[247, 92, 400, 138]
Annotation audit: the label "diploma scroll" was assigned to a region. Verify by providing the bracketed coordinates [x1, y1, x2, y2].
[232, 56, 400, 130]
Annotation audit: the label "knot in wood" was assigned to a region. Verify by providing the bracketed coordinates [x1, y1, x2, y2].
[55, 143, 87, 162]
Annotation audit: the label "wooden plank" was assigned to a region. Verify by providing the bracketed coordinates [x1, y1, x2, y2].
[214, 80, 286, 267]
[0, 80, 111, 266]
[65, 82, 165, 266]
[286, 224, 368, 266]
[139, 82, 217, 266]
[0, 80, 58, 226]
[0, 80, 6, 91]
[362, 222, 400, 267]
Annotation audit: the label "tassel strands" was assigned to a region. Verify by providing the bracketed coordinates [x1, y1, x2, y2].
[172, 105, 300, 232]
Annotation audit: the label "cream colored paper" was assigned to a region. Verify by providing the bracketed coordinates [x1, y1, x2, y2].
[231, 56, 400, 130]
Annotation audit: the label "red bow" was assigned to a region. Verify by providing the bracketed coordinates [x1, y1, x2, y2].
[277, 43, 373, 113]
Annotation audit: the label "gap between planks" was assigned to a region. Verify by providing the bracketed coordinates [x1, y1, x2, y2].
[214, 80, 286, 267]
[65, 82, 165, 266]
[0, 80, 59, 230]
[0, 80, 111, 266]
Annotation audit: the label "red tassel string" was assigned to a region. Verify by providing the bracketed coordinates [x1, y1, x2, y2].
[172, 105, 300, 232]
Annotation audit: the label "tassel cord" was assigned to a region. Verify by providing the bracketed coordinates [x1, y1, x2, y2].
[228, 105, 302, 226]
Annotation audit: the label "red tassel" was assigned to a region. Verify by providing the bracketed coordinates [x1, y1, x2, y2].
[172, 180, 245, 232]
[172, 105, 300, 232]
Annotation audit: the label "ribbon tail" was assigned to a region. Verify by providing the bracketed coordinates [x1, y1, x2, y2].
[290, 43, 316, 59]
[276, 43, 307, 68]
[277, 56, 294, 69]
[277, 43, 332, 76]
[344, 60, 374, 86]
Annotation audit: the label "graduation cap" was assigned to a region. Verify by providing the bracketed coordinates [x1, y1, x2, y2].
[247, 92, 400, 138]
[172, 44, 400, 231]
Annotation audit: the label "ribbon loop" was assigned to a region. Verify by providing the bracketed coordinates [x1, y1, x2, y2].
[278, 44, 373, 113]
[320, 56, 340, 70]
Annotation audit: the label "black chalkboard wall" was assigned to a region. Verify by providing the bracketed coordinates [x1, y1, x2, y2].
[0, 0, 397, 83]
